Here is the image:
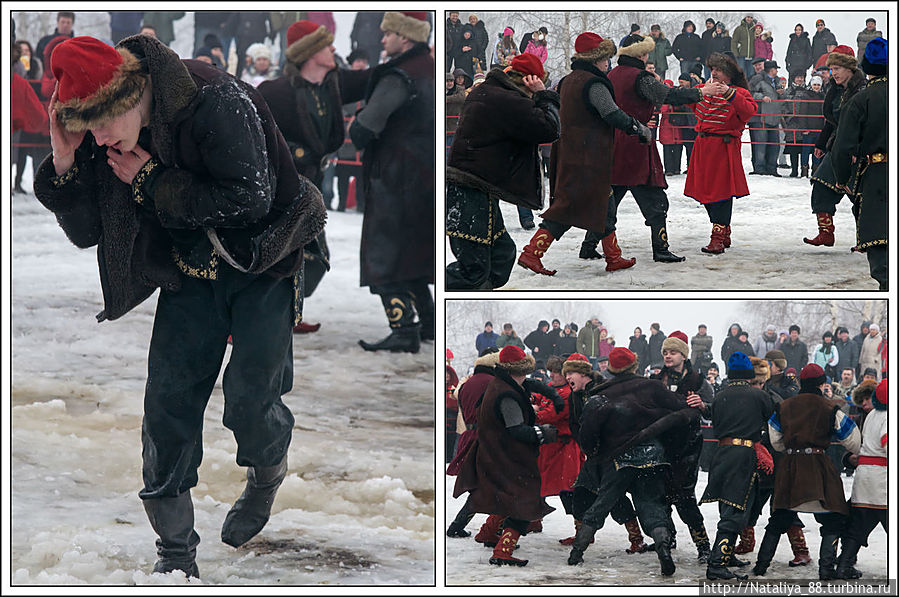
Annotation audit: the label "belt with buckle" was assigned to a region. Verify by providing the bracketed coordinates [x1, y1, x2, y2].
[868, 153, 887, 163]
[786, 447, 825, 455]
[719, 437, 754, 447]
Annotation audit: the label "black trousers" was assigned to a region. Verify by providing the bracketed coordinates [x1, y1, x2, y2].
[665, 451, 705, 531]
[606, 185, 669, 239]
[335, 162, 365, 212]
[866, 246, 887, 290]
[810, 180, 845, 214]
[581, 462, 668, 533]
[705, 199, 734, 226]
[843, 506, 887, 546]
[139, 265, 295, 500]
[716, 481, 759, 536]
[767, 508, 846, 536]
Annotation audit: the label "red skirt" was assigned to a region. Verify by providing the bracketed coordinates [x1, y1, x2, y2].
[538, 438, 584, 497]
[683, 133, 750, 204]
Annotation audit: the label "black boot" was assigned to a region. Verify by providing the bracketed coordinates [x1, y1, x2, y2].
[143, 491, 200, 578]
[835, 537, 863, 579]
[359, 294, 421, 353]
[690, 523, 711, 564]
[818, 533, 840, 580]
[578, 241, 603, 260]
[651, 224, 685, 263]
[752, 529, 782, 576]
[567, 523, 597, 565]
[446, 504, 475, 538]
[707, 533, 749, 580]
[410, 284, 435, 342]
[651, 527, 676, 576]
[221, 457, 288, 548]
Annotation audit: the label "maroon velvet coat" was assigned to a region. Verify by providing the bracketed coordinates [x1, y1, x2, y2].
[608, 63, 667, 188]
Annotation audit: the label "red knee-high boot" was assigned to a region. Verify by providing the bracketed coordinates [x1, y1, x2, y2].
[474, 514, 504, 547]
[517, 229, 557, 275]
[702, 224, 727, 254]
[601, 232, 636, 272]
[489, 527, 528, 566]
[803, 213, 835, 246]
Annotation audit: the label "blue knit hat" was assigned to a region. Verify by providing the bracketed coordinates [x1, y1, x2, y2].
[861, 37, 887, 76]
[727, 352, 755, 379]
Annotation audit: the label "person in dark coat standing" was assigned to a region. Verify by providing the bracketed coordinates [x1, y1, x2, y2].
[350, 11, 386, 67]
[445, 11, 464, 72]
[34, 34, 326, 577]
[524, 320, 554, 371]
[628, 327, 650, 372]
[475, 321, 499, 354]
[700, 353, 775, 580]
[834, 326, 861, 376]
[445, 349, 499, 537]
[516, 32, 654, 277]
[557, 323, 579, 357]
[832, 37, 887, 290]
[467, 14, 490, 73]
[568, 347, 702, 576]
[803, 45, 866, 248]
[349, 12, 434, 352]
[781, 325, 810, 372]
[721, 323, 751, 363]
[35, 11, 76, 64]
[699, 18, 717, 78]
[810, 19, 838, 66]
[785, 24, 813, 78]
[647, 323, 667, 369]
[691, 324, 714, 374]
[445, 53, 560, 290]
[752, 364, 861, 580]
[453, 345, 561, 566]
[652, 331, 714, 562]
[672, 20, 704, 76]
[605, 35, 715, 266]
[258, 20, 371, 332]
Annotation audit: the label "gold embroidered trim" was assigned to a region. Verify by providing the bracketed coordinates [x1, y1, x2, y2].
[293, 271, 302, 326]
[132, 158, 159, 204]
[613, 460, 669, 470]
[699, 471, 758, 510]
[171, 246, 219, 280]
[445, 197, 507, 244]
[51, 164, 79, 187]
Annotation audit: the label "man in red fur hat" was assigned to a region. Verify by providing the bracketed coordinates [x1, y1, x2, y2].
[453, 345, 562, 566]
[516, 31, 652, 277]
[35, 34, 326, 577]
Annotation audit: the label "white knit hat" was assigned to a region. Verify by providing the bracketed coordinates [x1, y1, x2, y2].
[246, 42, 272, 61]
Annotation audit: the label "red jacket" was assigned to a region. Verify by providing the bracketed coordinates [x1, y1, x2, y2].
[13, 73, 47, 133]
[534, 383, 584, 497]
[658, 104, 681, 145]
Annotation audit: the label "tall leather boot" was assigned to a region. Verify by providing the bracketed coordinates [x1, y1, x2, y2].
[221, 456, 289, 547]
[446, 504, 475, 538]
[567, 522, 598, 565]
[474, 514, 504, 547]
[651, 526, 676, 576]
[787, 524, 812, 566]
[409, 283, 434, 342]
[651, 223, 686, 262]
[601, 232, 636, 272]
[801, 165, 810, 178]
[517, 228, 557, 275]
[358, 294, 421, 353]
[625, 518, 650, 553]
[723, 225, 732, 248]
[579, 239, 603, 260]
[706, 533, 749, 580]
[835, 537, 864, 579]
[752, 529, 782, 576]
[489, 527, 528, 566]
[690, 523, 712, 563]
[701, 224, 727, 254]
[818, 533, 840, 580]
[734, 526, 755, 554]
[803, 212, 835, 246]
[143, 491, 201, 578]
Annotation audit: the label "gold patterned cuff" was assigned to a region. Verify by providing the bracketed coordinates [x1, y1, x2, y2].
[51, 164, 79, 188]
[132, 158, 159, 204]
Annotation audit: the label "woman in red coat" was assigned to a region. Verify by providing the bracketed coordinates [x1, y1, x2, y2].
[683, 52, 758, 254]
[658, 80, 684, 175]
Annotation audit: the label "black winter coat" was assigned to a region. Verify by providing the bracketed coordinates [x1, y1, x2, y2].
[524, 329, 555, 369]
[815, 69, 866, 152]
[34, 35, 325, 322]
[628, 335, 650, 372]
[811, 28, 838, 64]
[780, 339, 809, 372]
[471, 21, 490, 71]
[785, 31, 813, 76]
[648, 331, 666, 369]
[672, 25, 704, 62]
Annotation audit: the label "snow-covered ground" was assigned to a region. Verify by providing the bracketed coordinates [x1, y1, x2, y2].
[9, 170, 435, 585]
[446, 142, 879, 290]
[445, 472, 888, 586]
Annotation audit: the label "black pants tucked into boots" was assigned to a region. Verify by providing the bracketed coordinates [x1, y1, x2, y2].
[705, 199, 734, 226]
[605, 185, 670, 239]
[140, 265, 295, 500]
[144, 491, 201, 577]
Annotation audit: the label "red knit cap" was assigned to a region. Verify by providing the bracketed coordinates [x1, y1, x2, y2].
[575, 32, 602, 53]
[500, 345, 527, 363]
[826, 45, 858, 69]
[608, 347, 637, 373]
[446, 348, 454, 360]
[562, 353, 593, 376]
[496, 345, 536, 376]
[573, 32, 616, 62]
[285, 20, 334, 65]
[800, 363, 826, 379]
[875, 378, 887, 406]
[509, 53, 545, 80]
[51, 36, 146, 132]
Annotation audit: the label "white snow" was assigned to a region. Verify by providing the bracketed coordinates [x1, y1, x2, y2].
[9, 177, 435, 586]
[445, 471, 888, 585]
[446, 142, 879, 290]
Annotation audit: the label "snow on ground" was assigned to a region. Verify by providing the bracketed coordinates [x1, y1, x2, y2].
[446, 143, 877, 290]
[445, 472, 888, 586]
[10, 178, 435, 586]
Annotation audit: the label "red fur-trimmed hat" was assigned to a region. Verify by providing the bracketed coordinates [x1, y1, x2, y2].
[562, 353, 593, 376]
[380, 11, 431, 43]
[286, 20, 334, 65]
[826, 45, 858, 70]
[799, 363, 827, 391]
[51, 36, 147, 132]
[496, 345, 536, 376]
[662, 330, 689, 358]
[573, 32, 616, 62]
[509, 52, 545, 80]
[608, 347, 638, 374]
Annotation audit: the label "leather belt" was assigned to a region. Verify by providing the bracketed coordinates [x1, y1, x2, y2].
[699, 131, 736, 143]
[868, 153, 887, 163]
[786, 447, 826, 455]
[719, 437, 754, 447]
[858, 455, 887, 466]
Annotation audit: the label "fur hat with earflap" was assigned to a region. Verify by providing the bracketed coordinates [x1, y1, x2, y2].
[572, 32, 616, 63]
[618, 34, 655, 59]
[852, 378, 878, 407]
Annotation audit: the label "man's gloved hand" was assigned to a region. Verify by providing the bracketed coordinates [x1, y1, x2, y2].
[636, 121, 652, 145]
[523, 378, 565, 413]
[538, 424, 558, 444]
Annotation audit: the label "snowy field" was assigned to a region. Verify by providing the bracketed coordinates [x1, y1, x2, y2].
[9, 172, 435, 586]
[445, 472, 888, 586]
[445, 142, 879, 291]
